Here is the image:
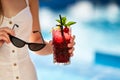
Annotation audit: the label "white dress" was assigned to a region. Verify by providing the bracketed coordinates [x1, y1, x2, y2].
[0, 0, 38, 80]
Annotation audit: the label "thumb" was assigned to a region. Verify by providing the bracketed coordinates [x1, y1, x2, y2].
[49, 40, 53, 45]
[0, 40, 4, 47]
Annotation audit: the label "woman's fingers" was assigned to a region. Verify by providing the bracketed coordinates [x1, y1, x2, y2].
[50, 35, 75, 56]
[68, 41, 75, 48]
[71, 35, 75, 42]
[68, 47, 75, 57]
[0, 27, 15, 35]
[68, 35, 75, 47]
[0, 31, 10, 43]
[0, 27, 15, 43]
[0, 34, 10, 43]
[67, 35, 75, 57]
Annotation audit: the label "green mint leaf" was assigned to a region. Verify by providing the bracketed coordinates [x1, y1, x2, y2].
[56, 19, 60, 23]
[62, 17, 66, 25]
[66, 21, 76, 26]
[64, 24, 67, 26]
[56, 15, 76, 27]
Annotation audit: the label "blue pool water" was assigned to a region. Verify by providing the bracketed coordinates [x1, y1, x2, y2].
[29, 0, 120, 80]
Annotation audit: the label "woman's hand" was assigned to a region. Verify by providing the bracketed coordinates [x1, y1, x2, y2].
[49, 35, 75, 56]
[0, 27, 14, 47]
[68, 35, 75, 57]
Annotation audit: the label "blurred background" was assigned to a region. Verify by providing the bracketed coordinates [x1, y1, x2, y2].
[29, 0, 120, 80]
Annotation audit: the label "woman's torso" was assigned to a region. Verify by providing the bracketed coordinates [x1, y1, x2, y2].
[0, 0, 33, 62]
[0, 0, 37, 80]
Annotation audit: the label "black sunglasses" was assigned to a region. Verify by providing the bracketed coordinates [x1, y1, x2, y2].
[9, 24, 46, 51]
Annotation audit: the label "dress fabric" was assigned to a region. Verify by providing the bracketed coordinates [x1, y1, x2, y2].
[0, 0, 38, 80]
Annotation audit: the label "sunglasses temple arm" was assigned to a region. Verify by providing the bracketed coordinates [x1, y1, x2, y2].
[39, 32, 45, 44]
[33, 31, 45, 44]
[12, 24, 19, 30]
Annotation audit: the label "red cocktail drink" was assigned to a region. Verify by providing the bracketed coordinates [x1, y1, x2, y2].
[52, 15, 76, 65]
[52, 27, 71, 65]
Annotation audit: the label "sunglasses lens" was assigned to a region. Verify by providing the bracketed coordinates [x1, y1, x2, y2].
[29, 43, 46, 51]
[10, 35, 25, 48]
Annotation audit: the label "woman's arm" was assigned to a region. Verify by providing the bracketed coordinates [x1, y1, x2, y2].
[29, 0, 53, 55]
[29, 0, 75, 56]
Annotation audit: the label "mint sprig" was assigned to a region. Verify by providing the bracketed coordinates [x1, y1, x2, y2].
[56, 16, 76, 27]
[66, 21, 76, 27]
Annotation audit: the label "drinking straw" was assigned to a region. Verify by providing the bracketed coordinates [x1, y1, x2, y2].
[59, 15, 67, 47]
[59, 14, 64, 36]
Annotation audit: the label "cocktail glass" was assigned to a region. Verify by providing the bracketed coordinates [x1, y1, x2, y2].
[52, 27, 71, 65]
